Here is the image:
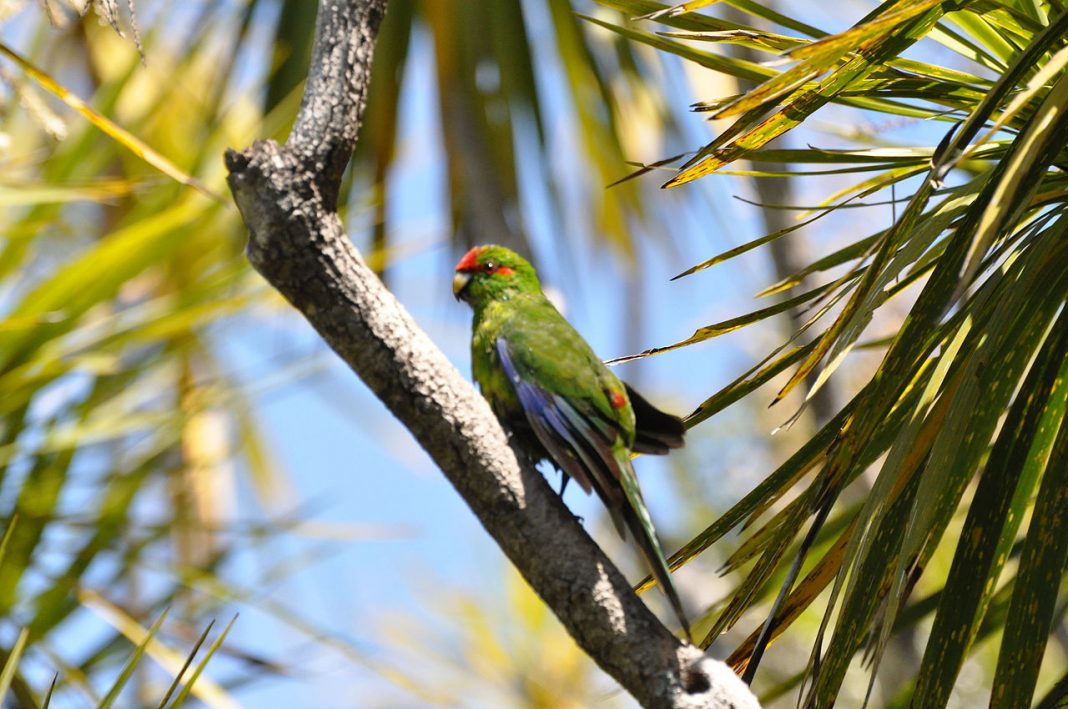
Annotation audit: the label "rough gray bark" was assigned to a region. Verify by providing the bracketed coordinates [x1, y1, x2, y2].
[224, 2, 758, 707]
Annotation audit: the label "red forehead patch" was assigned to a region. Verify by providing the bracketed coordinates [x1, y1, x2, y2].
[610, 391, 627, 409]
[455, 247, 483, 272]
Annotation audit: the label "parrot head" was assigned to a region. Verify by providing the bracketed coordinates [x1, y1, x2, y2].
[452, 245, 540, 305]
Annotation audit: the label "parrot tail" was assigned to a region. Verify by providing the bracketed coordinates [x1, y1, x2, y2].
[615, 449, 691, 641]
[626, 383, 686, 455]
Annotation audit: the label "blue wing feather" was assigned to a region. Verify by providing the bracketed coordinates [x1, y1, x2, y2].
[496, 338, 690, 637]
[497, 339, 626, 514]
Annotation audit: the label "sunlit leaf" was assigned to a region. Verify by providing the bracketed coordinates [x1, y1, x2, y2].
[0, 628, 29, 702]
[164, 615, 238, 709]
[915, 306, 1068, 704]
[0, 43, 220, 201]
[98, 608, 170, 709]
[81, 591, 239, 709]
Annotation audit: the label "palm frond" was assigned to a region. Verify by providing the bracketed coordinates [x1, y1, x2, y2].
[600, 0, 1068, 702]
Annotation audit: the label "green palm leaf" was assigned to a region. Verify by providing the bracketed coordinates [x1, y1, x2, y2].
[599, 1, 1068, 703]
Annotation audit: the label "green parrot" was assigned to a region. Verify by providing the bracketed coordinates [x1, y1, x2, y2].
[452, 244, 690, 637]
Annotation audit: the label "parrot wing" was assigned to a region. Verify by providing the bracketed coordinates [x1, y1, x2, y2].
[497, 338, 690, 638]
[496, 338, 626, 519]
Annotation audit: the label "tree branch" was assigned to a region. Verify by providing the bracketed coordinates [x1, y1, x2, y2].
[224, 2, 758, 707]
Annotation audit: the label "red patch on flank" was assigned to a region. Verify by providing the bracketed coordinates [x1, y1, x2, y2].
[494, 266, 514, 276]
[455, 247, 483, 272]
[609, 391, 626, 409]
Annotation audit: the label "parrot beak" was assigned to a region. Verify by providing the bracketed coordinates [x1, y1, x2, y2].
[452, 271, 472, 300]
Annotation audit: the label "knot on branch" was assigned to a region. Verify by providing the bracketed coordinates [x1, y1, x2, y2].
[225, 140, 334, 274]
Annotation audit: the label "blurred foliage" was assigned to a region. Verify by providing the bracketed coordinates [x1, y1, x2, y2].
[5, 0, 1066, 708]
[602, 0, 1068, 706]
[283, 0, 690, 270]
[0, 1, 376, 705]
[368, 564, 630, 709]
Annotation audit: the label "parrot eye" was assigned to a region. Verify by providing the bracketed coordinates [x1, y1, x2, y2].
[484, 261, 496, 272]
